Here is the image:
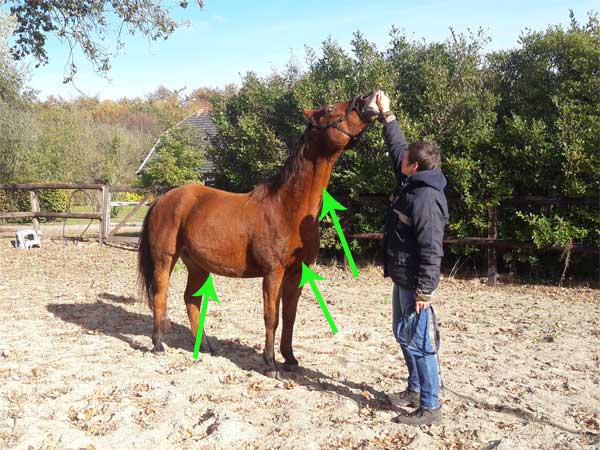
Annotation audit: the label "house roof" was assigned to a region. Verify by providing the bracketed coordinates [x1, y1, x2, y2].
[136, 109, 217, 174]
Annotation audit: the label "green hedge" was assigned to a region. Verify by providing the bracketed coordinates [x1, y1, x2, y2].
[207, 16, 600, 279]
[0, 189, 69, 223]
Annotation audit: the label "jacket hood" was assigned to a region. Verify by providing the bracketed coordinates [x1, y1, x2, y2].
[407, 168, 447, 191]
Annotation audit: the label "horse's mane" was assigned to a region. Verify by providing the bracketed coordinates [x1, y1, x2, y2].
[250, 133, 308, 200]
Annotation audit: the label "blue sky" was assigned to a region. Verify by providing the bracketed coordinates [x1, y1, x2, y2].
[13, 0, 598, 100]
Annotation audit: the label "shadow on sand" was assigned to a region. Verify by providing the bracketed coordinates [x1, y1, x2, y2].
[47, 295, 395, 412]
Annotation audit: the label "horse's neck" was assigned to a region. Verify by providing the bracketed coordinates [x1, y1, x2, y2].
[276, 152, 339, 221]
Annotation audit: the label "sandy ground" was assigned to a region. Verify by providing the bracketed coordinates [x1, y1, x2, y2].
[0, 241, 599, 450]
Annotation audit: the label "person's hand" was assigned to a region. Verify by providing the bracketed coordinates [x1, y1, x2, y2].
[415, 301, 429, 314]
[415, 290, 433, 314]
[376, 91, 391, 114]
[376, 91, 395, 123]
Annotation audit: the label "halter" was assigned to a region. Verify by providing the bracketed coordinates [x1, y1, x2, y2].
[306, 95, 370, 146]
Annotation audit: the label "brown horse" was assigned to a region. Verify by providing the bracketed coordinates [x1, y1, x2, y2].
[137, 92, 377, 377]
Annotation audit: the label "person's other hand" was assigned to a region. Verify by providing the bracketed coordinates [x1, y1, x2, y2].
[415, 290, 433, 314]
[376, 91, 391, 114]
[415, 301, 430, 314]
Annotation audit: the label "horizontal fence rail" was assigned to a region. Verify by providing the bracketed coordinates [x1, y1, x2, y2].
[347, 233, 598, 255]
[0, 183, 104, 191]
[0, 183, 152, 192]
[1, 184, 597, 284]
[338, 192, 598, 285]
[0, 183, 152, 244]
[337, 193, 598, 207]
[109, 201, 151, 207]
[0, 211, 101, 220]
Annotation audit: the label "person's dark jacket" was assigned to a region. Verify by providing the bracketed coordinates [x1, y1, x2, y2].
[382, 119, 449, 295]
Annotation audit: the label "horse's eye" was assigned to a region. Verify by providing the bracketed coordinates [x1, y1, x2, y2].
[326, 105, 335, 114]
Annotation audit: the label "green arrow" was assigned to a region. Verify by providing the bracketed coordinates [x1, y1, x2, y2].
[299, 262, 338, 334]
[320, 188, 359, 277]
[191, 273, 221, 360]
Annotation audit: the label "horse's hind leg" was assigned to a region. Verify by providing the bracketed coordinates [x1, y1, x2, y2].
[183, 265, 213, 354]
[151, 255, 177, 353]
[280, 269, 302, 371]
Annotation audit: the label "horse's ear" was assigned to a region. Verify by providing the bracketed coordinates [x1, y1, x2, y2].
[303, 108, 315, 119]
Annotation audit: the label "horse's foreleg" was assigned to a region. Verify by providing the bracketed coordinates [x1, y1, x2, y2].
[183, 268, 212, 354]
[263, 270, 284, 378]
[280, 272, 302, 371]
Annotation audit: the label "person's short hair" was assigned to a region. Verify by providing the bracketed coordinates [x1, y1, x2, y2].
[407, 141, 441, 171]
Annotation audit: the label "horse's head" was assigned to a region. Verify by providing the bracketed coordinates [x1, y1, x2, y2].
[303, 91, 380, 155]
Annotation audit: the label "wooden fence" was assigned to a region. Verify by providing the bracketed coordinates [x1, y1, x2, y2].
[1, 184, 597, 285]
[0, 183, 151, 245]
[341, 194, 599, 286]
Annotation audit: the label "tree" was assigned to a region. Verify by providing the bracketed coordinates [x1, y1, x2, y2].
[0, 12, 34, 183]
[138, 125, 206, 190]
[488, 11, 600, 248]
[209, 71, 301, 192]
[207, 17, 599, 274]
[387, 27, 501, 238]
[5, 0, 204, 82]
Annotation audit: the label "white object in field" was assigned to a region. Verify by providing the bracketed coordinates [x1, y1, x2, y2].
[15, 229, 42, 249]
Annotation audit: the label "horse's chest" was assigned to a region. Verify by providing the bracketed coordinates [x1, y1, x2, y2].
[252, 225, 320, 269]
[289, 226, 320, 263]
[273, 233, 318, 256]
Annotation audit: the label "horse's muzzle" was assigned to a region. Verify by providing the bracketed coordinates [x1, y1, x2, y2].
[356, 90, 381, 123]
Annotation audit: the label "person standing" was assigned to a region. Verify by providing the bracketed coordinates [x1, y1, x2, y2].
[377, 90, 449, 425]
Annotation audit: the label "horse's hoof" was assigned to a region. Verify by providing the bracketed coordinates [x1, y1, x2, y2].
[200, 337, 215, 355]
[264, 368, 279, 379]
[151, 342, 165, 353]
[200, 347, 215, 356]
[281, 362, 299, 372]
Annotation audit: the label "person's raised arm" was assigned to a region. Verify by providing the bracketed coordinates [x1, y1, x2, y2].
[376, 91, 408, 185]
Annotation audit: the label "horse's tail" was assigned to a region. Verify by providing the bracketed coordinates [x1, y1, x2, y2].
[138, 201, 157, 310]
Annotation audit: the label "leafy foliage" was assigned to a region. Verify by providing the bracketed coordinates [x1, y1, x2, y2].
[138, 125, 206, 191]
[0, 12, 35, 183]
[0, 10, 597, 277]
[208, 72, 302, 192]
[0, 85, 202, 186]
[488, 12, 600, 248]
[0, 188, 68, 222]
[516, 211, 588, 248]
[208, 16, 599, 265]
[7, 0, 204, 82]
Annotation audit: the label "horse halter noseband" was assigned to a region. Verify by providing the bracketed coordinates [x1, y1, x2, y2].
[306, 95, 370, 146]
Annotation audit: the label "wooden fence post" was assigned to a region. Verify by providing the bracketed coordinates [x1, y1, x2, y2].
[487, 206, 498, 286]
[100, 185, 111, 244]
[29, 191, 40, 233]
[341, 196, 352, 271]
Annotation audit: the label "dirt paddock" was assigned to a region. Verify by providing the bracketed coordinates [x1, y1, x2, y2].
[0, 241, 598, 449]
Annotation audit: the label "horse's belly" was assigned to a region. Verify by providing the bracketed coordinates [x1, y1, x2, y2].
[180, 191, 320, 277]
[183, 236, 262, 278]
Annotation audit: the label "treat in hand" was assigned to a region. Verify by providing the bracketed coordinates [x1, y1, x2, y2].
[376, 91, 391, 113]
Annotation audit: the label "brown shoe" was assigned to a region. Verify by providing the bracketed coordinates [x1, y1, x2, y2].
[388, 389, 420, 408]
[392, 407, 442, 426]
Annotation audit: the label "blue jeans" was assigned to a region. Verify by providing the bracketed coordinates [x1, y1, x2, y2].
[392, 284, 440, 409]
